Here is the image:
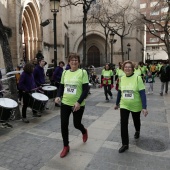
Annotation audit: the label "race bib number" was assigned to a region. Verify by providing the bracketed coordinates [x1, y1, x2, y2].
[104, 76, 110, 78]
[123, 90, 134, 99]
[64, 85, 77, 94]
[148, 78, 152, 83]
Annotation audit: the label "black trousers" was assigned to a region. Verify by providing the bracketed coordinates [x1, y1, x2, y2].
[60, 103, 86, 146]
[120, 108, 141, 145]
[103, 84, 112, 99]
[22, 92, 36, 118]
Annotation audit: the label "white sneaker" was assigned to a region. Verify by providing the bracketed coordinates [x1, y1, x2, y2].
[147, 92, 150, 94]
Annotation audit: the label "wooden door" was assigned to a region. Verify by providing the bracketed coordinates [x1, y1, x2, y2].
[87, 46, 100, 67]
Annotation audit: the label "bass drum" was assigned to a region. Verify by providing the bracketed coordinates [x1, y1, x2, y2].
[28, 93, 49, 112]
[42, 86, 57, 99]
[0, 98, 18, 121]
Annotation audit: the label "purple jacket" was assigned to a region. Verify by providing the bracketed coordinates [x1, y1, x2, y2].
[53, 66, 64, 83]
[33, 65, 45, 86]
[19, 72, 36, 92]
[65, 64, 71, 70]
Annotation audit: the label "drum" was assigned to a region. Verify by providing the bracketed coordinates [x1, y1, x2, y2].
[42, 84, 50, 86]
[88, 83, 92, 87]
[42, 86, 57, 99]
[0, 98, 18, 121]
[28, 93, 49, 111]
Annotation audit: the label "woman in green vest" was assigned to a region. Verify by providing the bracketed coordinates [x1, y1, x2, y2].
[114, 60, 148, 153]
[101, 64, 113, 101]
[55, 53, 89, 158]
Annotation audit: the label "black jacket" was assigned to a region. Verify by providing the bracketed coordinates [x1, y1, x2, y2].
[158, 65, 170, 82]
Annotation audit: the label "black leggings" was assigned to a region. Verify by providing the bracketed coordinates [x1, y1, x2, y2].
[104, 85, 112, 99]
[120, 108, 141, 145]
[60, 103, 86, 146]
[22, 92, 36, 118]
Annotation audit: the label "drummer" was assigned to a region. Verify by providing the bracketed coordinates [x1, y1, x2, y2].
[53, 61, 65, 107]
[53, 61, 65, 89]
[33, 58, 50, 111]
[33, 58, 46, 87]
[19, 63, 38, 123]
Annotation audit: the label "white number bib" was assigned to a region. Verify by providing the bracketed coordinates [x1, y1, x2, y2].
[64, 85, 77, 94]
[148, 78, 152, 83]
[123, 90, 134, 99]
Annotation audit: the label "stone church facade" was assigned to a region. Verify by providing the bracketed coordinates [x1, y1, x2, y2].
[0, 0, 143, 69]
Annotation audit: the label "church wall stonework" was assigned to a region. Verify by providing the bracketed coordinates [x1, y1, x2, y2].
[0, 0, 143, 69]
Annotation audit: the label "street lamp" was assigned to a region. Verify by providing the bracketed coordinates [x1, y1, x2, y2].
[49, 0, 60, 68]
[146, 53, 150, 64]
[141, 48, 144, 63]
[110, 31, 117, 63]
[127, 43, 131, 60]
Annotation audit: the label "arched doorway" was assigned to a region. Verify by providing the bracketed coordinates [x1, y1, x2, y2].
[87, 46, 100, 67]
[22, 1, 41, 62]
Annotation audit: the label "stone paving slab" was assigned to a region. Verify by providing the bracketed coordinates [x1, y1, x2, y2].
[0, 133, 63, 170]
[44, 150, 93, 170]
[0, 77, 170, 170]
[86, 147, 170, 170]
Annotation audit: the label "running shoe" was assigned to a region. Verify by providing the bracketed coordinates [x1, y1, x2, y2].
[106, 98, 109, 102]
[1, 122, 13, 128]
[33, 113, 41, 117]
[22, 118, 29, 123]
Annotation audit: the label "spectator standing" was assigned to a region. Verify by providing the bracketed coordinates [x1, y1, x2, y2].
[46, 62, 54, 85]
[150, 63, 157, 75]
[158, 61, 170, 95]
[145, 71, 156, 94]
[36, 50, 44, 60]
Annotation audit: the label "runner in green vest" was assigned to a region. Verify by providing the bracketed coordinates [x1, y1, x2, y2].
[101, 63, 113, 101]
[115, 62, 125, 91]
[55, 53, 89, 158]
[114, 60, 148, 153]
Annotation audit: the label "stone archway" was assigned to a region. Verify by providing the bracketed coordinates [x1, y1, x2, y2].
[22, 1, 41, 62]
[87, 46, 100, 67]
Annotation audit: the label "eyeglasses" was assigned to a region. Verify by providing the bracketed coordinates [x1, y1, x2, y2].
[124, 67, 132, 69]
[70, 60, 78, 62]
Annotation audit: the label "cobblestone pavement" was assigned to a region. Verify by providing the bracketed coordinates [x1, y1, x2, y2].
[0, 77, 170, 170]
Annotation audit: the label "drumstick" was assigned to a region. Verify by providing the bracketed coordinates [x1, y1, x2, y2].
[31, 87, 41, 91]
[37, 89, 44, 94]
[46, 67, 54, 70]
[0, 90, 5, 93]
[1, 76, 15, 81]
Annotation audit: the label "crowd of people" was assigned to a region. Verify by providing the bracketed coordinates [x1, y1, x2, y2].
[1, 50, 170, 158]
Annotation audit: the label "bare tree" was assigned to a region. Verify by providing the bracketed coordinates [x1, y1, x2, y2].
[61, 0, 95, 67]
[89, 0, 138, 62]
[140, 0, 170, 61]
[88, 2, 110, 62]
